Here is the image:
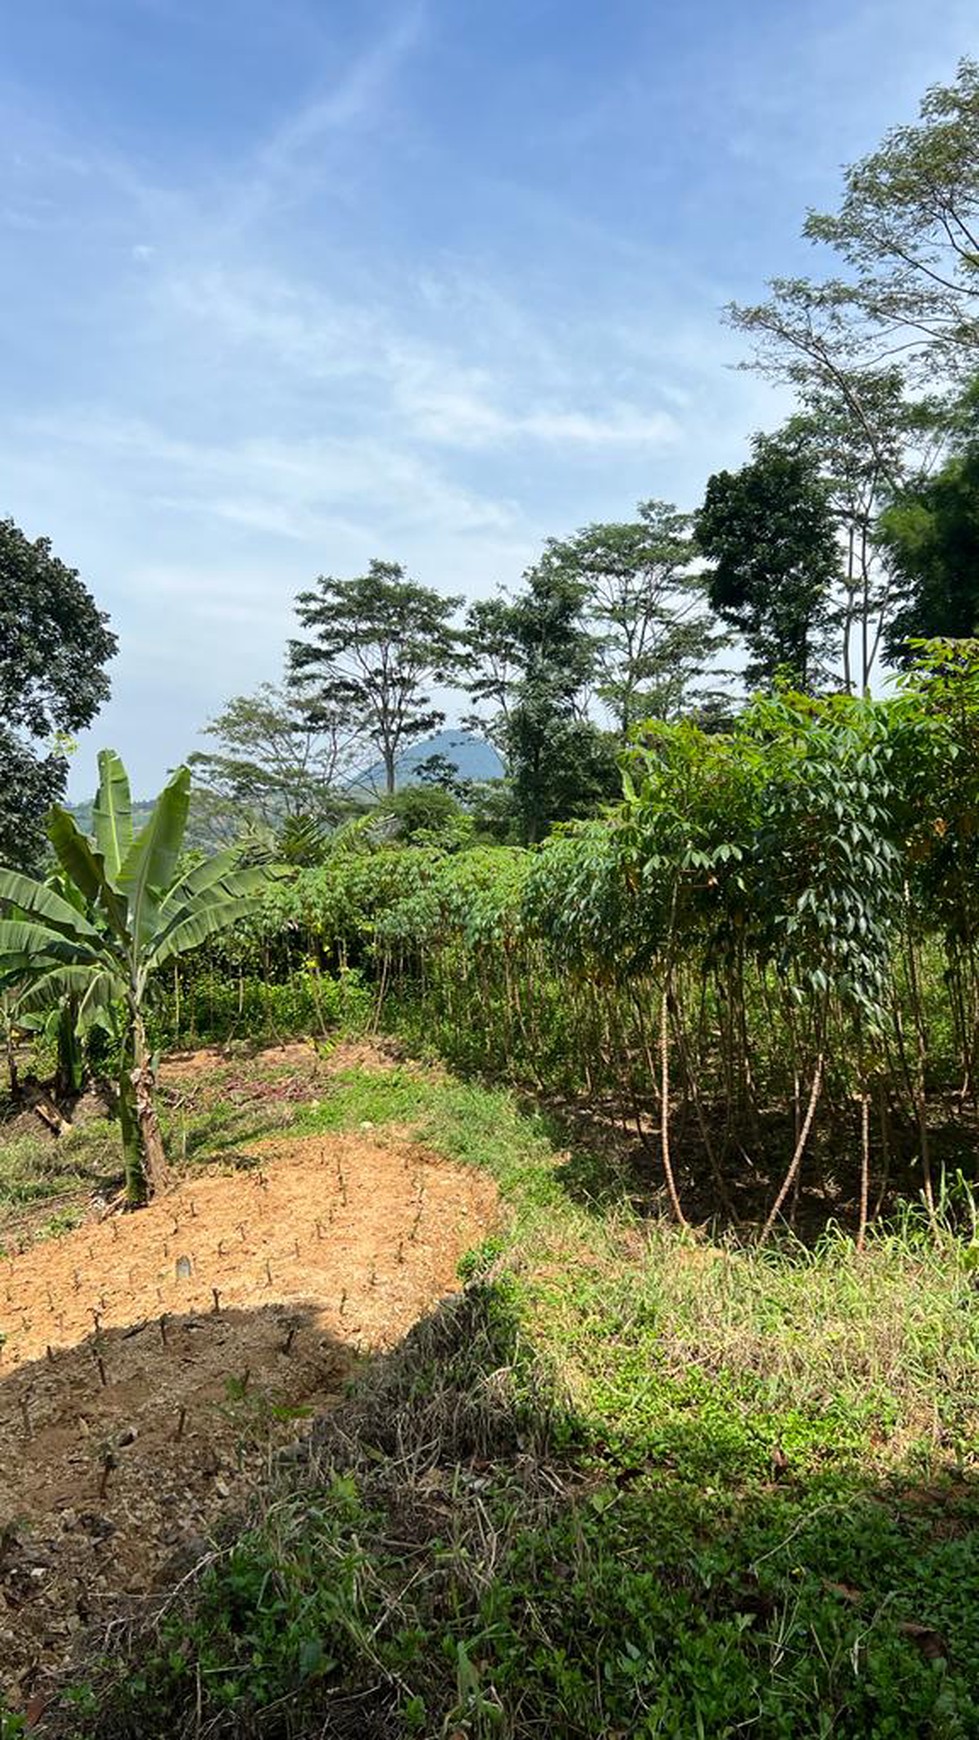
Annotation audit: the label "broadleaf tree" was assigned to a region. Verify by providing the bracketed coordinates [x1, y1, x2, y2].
[187, 681, 362, 845]
[289, 561, 463, 795]
[696, 434, 842, 693]
[538, 500, 728, 735]
[465, 555, 619, 843]
[879, 413, 979, 662]
[0, 517, 117, 870]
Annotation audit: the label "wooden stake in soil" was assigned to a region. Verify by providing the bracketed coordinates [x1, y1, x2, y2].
[174, 1406, 187, 1442]
[159, 1313, 169, 1346]
[211, 1288, 221, 1314]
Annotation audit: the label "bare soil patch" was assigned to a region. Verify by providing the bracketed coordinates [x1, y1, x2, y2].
[0, 1123, 499, 1712]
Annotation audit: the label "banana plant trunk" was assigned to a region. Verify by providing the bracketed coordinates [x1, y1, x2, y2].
[133, 1013, 169, 1198]
[120, 1013, 170, 1205]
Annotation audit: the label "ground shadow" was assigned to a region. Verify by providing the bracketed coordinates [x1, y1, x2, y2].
[0, 1300, 350, 1718]
[41, 1282, 979, 1739]
[521, 1082, 979, 1246]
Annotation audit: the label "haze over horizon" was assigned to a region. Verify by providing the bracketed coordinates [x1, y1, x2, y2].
[2, 0, 977, 798]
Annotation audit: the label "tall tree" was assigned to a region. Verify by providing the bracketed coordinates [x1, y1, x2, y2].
[879, 412, 979, 662]
[465, 556, 618, 843]
[696, 435, 842, 693]
[727, 62, 979, 524]
[0, 518, 116, 869]
[538, 501, 727, 735]
[187, 681, 360, 841]
[289, 561, 462, 795]
[803, 58, 979, 378]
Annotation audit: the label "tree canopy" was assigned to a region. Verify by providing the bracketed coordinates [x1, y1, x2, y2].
[696, 436, 842, 692]
[0, 518, 116, 869]
[289, 561, 462, 796]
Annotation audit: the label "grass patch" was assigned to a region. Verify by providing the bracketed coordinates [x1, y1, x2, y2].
[0, 1118, 123, 1247]
[38, 1059, 979, 1736]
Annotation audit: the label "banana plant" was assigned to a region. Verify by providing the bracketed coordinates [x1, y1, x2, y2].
[0, 750, 277, 1203]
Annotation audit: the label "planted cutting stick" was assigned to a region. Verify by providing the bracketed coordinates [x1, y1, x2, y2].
[265, 1259, 273, 1287]
[211, 1288, 221, 1314]
[98, 1450, 116, 1499]
[73, 1270, 81, 1292]
[91, 1309, 102, 1335]
[339, 1288, 347, 1317]
[111, 1220, 119, 1240]
[237, 1222, 247, 1242]
[174, 1405, 187, 1442]
[190, 1199, 197, 1218]
[315, 1219, 324, 1241]
[46, 1344, 54, 1364]
[281, 1322, 298, 1355]
[158, 1313, 169, 1346]
[294, 1237, 300, 1259]
[217, 1239, 225, 1257]
[95, 1354, 107, 1388]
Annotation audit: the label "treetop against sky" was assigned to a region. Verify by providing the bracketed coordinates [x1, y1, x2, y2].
[1, 0, 977, 794]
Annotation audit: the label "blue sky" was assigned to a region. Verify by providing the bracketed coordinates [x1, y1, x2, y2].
[3, 0, 978, 796]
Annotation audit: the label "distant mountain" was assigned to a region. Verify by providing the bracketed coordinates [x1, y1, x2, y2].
[352, 730, 504, 794]
[64, 733, 505, 843]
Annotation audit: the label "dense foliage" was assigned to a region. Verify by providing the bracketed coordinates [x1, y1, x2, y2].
[0, 517, 116, 871]
[161, 646, 979, 1237]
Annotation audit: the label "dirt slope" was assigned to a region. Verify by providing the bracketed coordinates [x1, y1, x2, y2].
[0, 1122, 498, 1712]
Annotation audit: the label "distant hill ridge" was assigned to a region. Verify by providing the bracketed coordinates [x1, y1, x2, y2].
[66, 732, 504, 832]
[351, 729, 503, 793]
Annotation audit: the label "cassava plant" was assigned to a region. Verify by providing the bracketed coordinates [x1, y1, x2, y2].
[0, 750, 277, 1203]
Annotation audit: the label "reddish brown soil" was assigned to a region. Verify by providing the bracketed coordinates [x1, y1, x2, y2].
[0, 1117, 499, 1712]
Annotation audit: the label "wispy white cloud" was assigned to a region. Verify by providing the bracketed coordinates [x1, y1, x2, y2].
[16, 410, 522, 538]
[156, 264, 683, 452]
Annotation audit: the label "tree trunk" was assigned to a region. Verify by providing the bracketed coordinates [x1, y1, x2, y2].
[118, 1053, 145, 1206]
[130, 1016, 170, 1204]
